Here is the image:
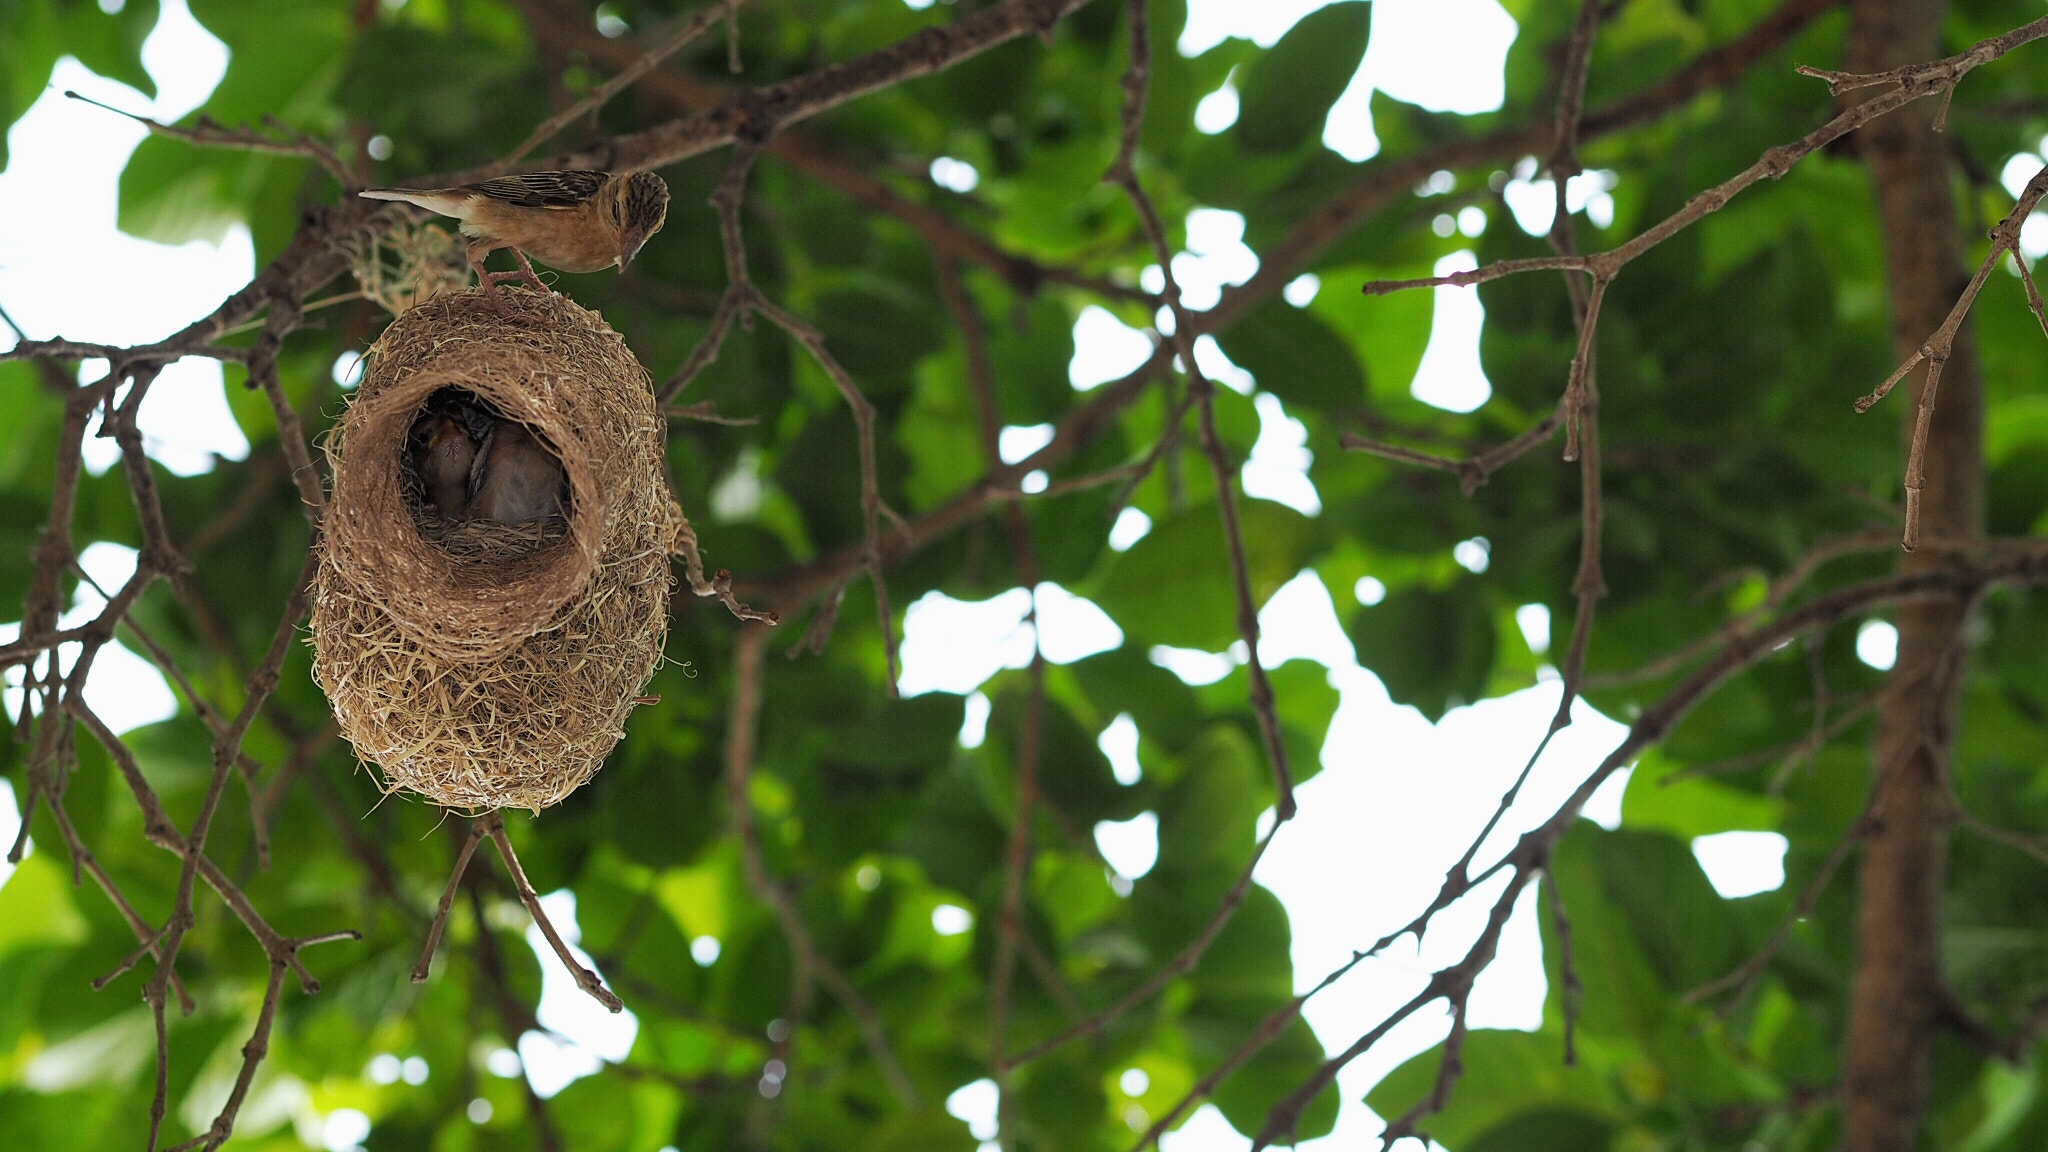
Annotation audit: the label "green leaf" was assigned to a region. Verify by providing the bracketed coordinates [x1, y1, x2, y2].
[898, 347, 989, 512]
[0, 852, 90, 959]
[1135, 723, 1264, 926]
[987, 292, 1080, 427]
[1208, 1015, 1338, 1141]
[1193, 658, 1338, 786]
[810, 276, 949, 390]
[1463, 1107, 1616, 1152]
[1620, 749, 1784, 839]
[1069, 647, 1209, 758]
[1095, 504, 1323, 650]
[1590, 828, 1746, 996]
[1347, 578, 1496, 720]
[1016, 1053, 1109, 1147]
[1190, 883, 1292, 1004]
[832, 694, 967, 773]
[1310, 263, 1435, 409]
[1214, 298, 1367, 415]
[1233, 1, 1371, 155]
[857, 1108, 978, 1152]
[1365, 1029, 1621, 1151]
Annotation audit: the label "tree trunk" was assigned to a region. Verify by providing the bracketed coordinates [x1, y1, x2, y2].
[1838, 1, 1982, 1149]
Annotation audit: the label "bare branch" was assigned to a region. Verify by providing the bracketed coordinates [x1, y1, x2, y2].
[510, 1, 742, 162]
[941, 254, 1053, 1140]
[1358, 15, 2048, 334]
[413, 817, 493, 983]
[1589, 530, 1900, 688]
[1855, 162, 2048, 548]
[684, 146, 897, 674]
[1248, 557, 2046, 1146]
[1105, 0, 1294, 820]
[548, 0, 1094, 174]
[761, 0, 1833, 609]
[485, 811, 626, 1012]
[1544, 868, 1583, 1066]
[465, 884, 566, 1152]
[43, 797, 195, 1014]
[663, 399, 758, 425]
[1133, 949, 1369, 1151]
[65, 89, 356, 190]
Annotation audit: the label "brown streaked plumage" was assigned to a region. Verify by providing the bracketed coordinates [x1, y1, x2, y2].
[408, 389, 491, 520]
[359, 170, 670, 305]
[409, 412, 478, 521]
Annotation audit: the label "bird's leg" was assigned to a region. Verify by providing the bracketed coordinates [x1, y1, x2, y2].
[465, 242, 546, 323]
[466, 243, 514, 312]
[508, 248, 549, 294]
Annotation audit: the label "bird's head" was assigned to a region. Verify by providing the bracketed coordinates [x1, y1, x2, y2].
[613, 171, 671, 268]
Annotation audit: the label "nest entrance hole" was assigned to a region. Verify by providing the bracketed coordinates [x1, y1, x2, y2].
[402, 385, 574, 556]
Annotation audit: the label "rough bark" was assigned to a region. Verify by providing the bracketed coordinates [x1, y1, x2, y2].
[1840, 1, 1982, 1148]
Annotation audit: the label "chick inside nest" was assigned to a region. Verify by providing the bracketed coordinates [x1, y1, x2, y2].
[400, 385, 573, 554]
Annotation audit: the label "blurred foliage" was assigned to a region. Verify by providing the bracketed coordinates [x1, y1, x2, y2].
[9, 0, 2048, 1149]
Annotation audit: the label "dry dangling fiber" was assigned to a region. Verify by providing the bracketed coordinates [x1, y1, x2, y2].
[311, 287, 680, 810]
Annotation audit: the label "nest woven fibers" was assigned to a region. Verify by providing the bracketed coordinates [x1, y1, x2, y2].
[312, 287, 680, 810]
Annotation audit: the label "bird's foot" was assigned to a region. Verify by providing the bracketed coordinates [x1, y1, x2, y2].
[475, 276, 548, 325]
[510, 250, 551, 295]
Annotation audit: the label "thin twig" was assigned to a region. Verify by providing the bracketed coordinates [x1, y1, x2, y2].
[1590, 530, 1899, 688]
[658, 286, 745, 403]
[760, 0, 1831, 612]
[724, 624, 921, 1105]
[1685, 639, 1963, 1014]
[412, 817, 493, 982]
[485, 811, 626, 1012]
[1247, 563, 2031, 1146]
[65, 90, 356, 190]
[1662, 691, 1880, 790]
[664, 398, 759, 425]
[465, 884, 567, 1152]
[750, 292, 902, 686]
[940, 254, 1051, 1143]
[509, 1, 742, 162]
[1355, 23, 2048, 306]
[1104, 0, 1293, 819]
[1132, 949, 1369, 1151]
[1544, 868, 1583, 1066]
[1001, 822, 1286, 1070]
[43, 797, 195, 1013]
[1853, 162, 2048, 547]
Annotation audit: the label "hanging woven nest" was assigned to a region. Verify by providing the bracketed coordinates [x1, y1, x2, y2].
[311, 287, 679, 810]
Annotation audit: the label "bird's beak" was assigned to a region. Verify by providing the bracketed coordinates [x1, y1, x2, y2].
[619, 228, 650, 269]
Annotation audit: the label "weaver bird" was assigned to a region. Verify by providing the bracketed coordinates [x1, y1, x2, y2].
[359, 170, 670, 305]
[408, 406, 479, 521]
[468, 420, 567, 526]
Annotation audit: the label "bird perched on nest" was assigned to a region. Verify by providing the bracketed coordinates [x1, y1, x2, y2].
[359, 170, 669, 307]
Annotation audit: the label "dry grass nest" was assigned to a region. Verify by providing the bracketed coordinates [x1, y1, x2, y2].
[311, 287, 680, 810]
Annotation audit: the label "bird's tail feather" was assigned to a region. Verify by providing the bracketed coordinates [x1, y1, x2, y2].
[358, 188, 468, 215]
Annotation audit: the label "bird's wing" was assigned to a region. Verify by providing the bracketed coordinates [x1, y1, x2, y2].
[467, 423, 496, 499]
[467, 171, 610, 210]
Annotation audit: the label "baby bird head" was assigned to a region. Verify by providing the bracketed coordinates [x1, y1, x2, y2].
[612, 171, 670, 268]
